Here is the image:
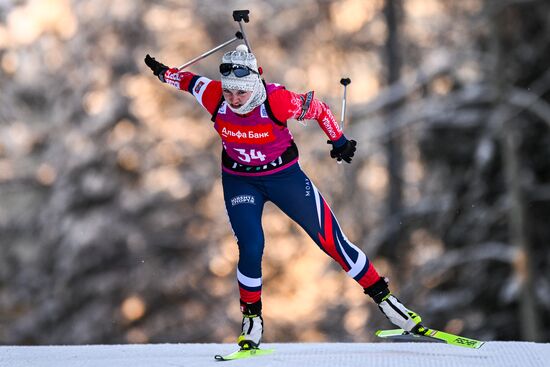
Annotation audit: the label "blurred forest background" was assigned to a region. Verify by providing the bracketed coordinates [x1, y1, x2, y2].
[1, 0, 549, 345]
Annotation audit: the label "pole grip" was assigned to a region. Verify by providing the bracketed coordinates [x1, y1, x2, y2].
[232, 10, 250, 22]
[340, 78, 351, 86]
[339, 78, 351, 130]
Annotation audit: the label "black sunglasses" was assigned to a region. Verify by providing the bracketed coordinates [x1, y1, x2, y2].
[219, 63, 259, 77]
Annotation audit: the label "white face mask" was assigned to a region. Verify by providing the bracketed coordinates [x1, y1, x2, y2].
[225, 78, 266, 114]
[220, 46, 265, 114]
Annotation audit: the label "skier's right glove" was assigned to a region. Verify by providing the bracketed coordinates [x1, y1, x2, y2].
[144, 54, 169, 81]
[327, 137, 357, 164]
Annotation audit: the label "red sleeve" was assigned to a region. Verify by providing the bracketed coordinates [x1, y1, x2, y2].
[163, 68, 223, 115]
[268, 89, 343, 141]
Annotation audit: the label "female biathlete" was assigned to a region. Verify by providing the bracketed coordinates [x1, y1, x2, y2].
[144, 46, 422, 349]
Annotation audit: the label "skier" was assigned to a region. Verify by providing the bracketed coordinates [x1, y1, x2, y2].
[144, 46, 422, 349]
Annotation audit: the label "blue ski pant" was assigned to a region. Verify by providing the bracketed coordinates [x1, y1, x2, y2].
[222, 163, 379, 303]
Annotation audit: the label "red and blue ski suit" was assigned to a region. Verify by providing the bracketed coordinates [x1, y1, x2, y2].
[163, 68, 380, 303]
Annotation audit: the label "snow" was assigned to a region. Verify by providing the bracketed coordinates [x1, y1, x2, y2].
[1, 342, 549, 367]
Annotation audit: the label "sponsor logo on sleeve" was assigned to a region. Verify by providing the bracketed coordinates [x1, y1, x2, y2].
[194, 81, 205, 94]
[322, 115, 339, 139]
[167, 79, 180, 88]
[165, 70, 182, 81]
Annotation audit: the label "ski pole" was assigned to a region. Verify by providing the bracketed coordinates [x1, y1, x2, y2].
[337, 78, 351, 165]
[177, 31, 244, 71]
[233, 10, 253, 52]
[340, 78, 351, 131]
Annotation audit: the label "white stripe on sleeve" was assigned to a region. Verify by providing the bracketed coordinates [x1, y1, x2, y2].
[191, 77, 212, 109]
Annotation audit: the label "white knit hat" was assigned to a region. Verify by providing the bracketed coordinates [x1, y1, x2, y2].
[220, 45, 266, 114]
[221, 45, 260, 91]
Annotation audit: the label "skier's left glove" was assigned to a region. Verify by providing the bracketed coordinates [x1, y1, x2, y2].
[144, 54, 169, 81]
[327, 136, 357, 164]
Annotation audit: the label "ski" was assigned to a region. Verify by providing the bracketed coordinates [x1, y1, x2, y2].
[214, 347, 275, 361]
[376, 327, 485, 349]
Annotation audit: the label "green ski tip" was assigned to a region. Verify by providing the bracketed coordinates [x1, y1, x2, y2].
[215, 347, 275, 361]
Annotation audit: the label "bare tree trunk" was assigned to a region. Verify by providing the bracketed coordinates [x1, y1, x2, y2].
[487, 0, 540, 341]
[503, 126, 540, 341]
[383, 0, 404, 256]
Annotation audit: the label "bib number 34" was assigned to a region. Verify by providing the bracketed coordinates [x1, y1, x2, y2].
[234, 148, 267, 163]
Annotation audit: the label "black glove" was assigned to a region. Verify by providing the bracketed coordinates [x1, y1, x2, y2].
[327, 138, 357, 164]
[144, 54, 168, 80]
